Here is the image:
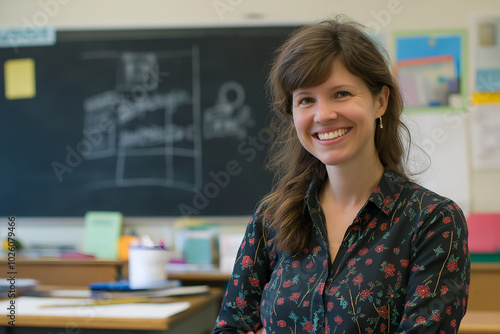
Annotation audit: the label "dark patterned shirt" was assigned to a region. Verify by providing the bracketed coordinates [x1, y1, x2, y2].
[213, 169, 470, 334]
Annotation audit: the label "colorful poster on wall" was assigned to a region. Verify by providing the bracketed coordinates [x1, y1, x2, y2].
[394, 30, 466, 111]
[471, 16, 500, 104]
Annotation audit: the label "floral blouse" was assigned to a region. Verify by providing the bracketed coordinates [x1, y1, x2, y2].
[212, 169, 470, 334]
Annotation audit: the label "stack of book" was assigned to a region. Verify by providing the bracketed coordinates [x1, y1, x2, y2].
[89, 279, 210, 299]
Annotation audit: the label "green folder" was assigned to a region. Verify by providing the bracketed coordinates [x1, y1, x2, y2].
[83, 211, 123, 259]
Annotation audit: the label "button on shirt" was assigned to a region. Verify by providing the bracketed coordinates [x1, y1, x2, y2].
[213, 170, 470, 334]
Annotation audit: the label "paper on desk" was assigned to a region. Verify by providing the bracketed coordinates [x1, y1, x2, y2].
[0, 297, 190, 319]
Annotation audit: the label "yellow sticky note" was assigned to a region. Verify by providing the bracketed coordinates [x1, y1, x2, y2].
[4, 58, 36, 99]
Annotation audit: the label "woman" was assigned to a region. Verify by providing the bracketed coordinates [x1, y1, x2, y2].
[212, 17, 470, 334]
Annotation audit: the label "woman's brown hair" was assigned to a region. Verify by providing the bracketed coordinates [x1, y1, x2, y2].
[262, 17, 410, 254]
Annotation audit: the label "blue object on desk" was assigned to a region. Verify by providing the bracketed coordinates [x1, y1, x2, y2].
[89, 279, 180, 291]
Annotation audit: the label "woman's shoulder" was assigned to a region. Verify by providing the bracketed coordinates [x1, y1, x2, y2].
[387, 170, 464, 216]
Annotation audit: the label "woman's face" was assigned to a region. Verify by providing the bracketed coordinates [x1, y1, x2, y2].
[292, 60, 389, 169]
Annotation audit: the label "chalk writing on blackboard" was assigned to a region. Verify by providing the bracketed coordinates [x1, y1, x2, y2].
[203, 81, 254, 140]
[81, 47, 203, 191]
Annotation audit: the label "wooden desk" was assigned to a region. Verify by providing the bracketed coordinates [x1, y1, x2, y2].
[468, 263, 500, 311]
[0, 288, 222, 334]
[459, 311, 500, 334]
[0, 258, 127, 286]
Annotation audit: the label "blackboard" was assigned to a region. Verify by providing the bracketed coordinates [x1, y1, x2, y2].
[0, 26, 297, 217]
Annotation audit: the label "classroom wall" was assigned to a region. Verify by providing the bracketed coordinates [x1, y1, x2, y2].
[1, 0, 499, 251]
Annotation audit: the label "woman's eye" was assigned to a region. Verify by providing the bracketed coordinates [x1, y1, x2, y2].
[298, 97, 314, 105]
[337, 91, 350, 98]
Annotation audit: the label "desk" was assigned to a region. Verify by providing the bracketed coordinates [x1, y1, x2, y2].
[467, 263, 500, 311]
[0, 258, 127, 286]
[0, 288, 222, 334]
[459, 311, 500, 333]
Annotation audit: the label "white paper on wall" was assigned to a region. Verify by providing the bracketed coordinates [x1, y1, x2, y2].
[470, 105, 500, 170]
[402, 111, 470, 215]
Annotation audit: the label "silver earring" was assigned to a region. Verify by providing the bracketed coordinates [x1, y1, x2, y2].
[379, 117, 383, 129]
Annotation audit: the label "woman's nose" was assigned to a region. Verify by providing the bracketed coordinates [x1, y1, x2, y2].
[314, 100, 337, 123]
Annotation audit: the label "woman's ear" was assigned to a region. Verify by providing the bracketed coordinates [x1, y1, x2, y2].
[376, 85, 390, 118]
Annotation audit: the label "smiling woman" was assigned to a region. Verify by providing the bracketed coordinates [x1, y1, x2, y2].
[212, 16, 470, 334]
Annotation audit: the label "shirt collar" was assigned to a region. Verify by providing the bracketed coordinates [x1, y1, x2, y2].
[305, 168, 405, 216]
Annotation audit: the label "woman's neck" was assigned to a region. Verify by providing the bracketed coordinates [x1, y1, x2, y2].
[323, 156, 384, 213]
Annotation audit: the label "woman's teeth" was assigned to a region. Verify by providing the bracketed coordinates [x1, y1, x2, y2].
[317, 128, 349, 140]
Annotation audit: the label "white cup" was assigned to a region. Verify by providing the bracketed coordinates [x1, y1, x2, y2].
[128, 246, 169, 289]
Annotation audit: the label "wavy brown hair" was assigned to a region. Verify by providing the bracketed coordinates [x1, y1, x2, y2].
[262, 17, 410, 254]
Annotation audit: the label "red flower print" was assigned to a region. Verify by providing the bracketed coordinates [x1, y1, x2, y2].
[374, 186, 381, 193]
[375, 245, 384, 253]
[317, 283, 325, 294]
[365, 258, 373, 265]
[347, 244, 355, 253]
[426, 204, 437, 213]
[249, 277, 260, 287]
[348, 259, 356, 267]
[236, 297, 247, 308]
[360, 289, 372, 299]
[327, 301, 333, 311]
[277, 320, 286, 328]
[451, 319, 456, 327]
[393, 217, 400, 224]
[334, 316, 343, 325]
[443, 232, 449, 238]
[359, 248, 368, 256]
[303, 301, 310, 307]
[233, 279, 238, 286]
[241, 241, 246, 249]
[303, 248, 309, 254]
[378, 306, 389, 318]
[217, 320, 227, 328]
[324, 324, 331, 333]
[290, 292, 301, 301]
[353, 274, 363, 285]
[380, 223, 387, 231]
[292, 260, 300, 268]
[443, 216, 451, 224]
[380, 323, 386, 332]
[313, 246, 320, 254]
[412, 264, 420, 272]
[416, 316, 426, 324]
[368, 220, 377, 228]
[330, 286, 340, 295]
[416, 285, 430, 298]
[447, 260, 458, 272]
[283, 280, 293, 288]
[302, 321, 314, 332]
[431, 311, 441, 322]
[242, 255, 253, 268]
[306, 261, 314, 269]
[249, 238, 255, 244]
[445, 306, 452, 315]
[383, 196, 393, 207]
[277, 268, 284, 276]
[384, 263, 395, 278]
[309, 277, 316, 283]
[277, 297, 284, 305]
[425, 231, 434, 238]
[440, 285, 449, 295]
[400, 259, 409, 268]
